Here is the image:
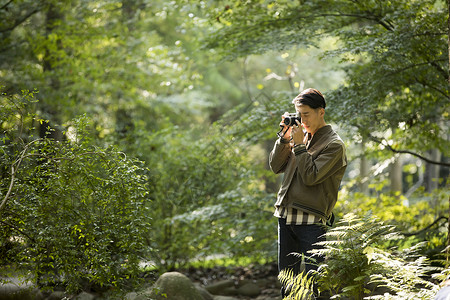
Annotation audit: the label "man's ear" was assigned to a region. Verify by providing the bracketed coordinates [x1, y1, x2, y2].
[320, 108, 325, 117]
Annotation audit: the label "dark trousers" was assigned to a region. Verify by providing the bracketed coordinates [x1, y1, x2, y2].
[278, 218, 326, 297]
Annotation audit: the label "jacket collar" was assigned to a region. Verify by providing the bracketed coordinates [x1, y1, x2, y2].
[306, 125, 333, 148]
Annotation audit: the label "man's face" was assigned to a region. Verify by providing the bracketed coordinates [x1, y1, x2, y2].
[295, 104, 324, 134]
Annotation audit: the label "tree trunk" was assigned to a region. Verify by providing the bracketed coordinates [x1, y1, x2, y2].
[446, 0, 449, 263]
[448, 0, 450, 85]
[424, 149, 442, 194]
[389, 155, 403, 194]
[359, 141, 370, 194]
[41, 3, 64, 140]
[114, 0, 140, 139]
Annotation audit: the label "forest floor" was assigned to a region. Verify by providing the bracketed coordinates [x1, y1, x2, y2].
[0, 263, 284, 299]
[180, 262, 283, 299]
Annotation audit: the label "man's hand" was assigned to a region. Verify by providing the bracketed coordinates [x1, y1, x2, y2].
[279, 112, 293, 140]
[291, 119, 305, 145]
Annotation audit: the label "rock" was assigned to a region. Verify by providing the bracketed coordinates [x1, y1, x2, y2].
[220, 287, 239, 296]
[73, 291, 95, 300]
[150, 271, 203, 300]
[46, 290, 68, 300]
[212, 296, 239, 300]
[194, 284, 214, 300]
[255, 296, 282, 300]
[124, 291, 138, 300]
[132, 291, 152, 300]
[237, 282, 260, 297]
[0, 283, 44, 300]
[204, 279, 234, 295]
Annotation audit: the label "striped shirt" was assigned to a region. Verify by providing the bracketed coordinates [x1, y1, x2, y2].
[274, 206, 325, 225]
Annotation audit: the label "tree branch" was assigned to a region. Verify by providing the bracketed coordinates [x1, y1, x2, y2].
[0, 139, 41, 214]
[0, 8, 41, 34]
[368, 135, 450, 167]
[386, 59, 448, 80]
[431, 61, 449, 80]
[0, 139, 108, 214]
[0, 0, 13, 11]
[308, 12, 395, 31]
[403, 216, 448, 237]
[0, 220, 36, 243]
[414, 77, 450, 100]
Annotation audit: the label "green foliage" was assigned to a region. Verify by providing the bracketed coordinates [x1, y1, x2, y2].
[335, 187, 449, 256]
[133, 123, 277, 270]
[278, 269, 315, 300]
[1, 1, 449, 297]
[280, 213, 442, 299]
[0, 0, 207, 139]
[367, 244, 440, 299]
[205, 0, 449, 160]
[314, 213, 398, 299]
[0, 91, 152, 294]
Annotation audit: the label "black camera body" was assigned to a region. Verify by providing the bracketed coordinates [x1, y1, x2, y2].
[283, 113, 301, 127]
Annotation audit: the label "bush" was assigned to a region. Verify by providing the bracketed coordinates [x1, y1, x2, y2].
[334, 188, 449, 257]
[0, 91, 152, 294]
[280, 213, 442, 300]
[315, 213, 397, 299]
[138, 123, 277, 270]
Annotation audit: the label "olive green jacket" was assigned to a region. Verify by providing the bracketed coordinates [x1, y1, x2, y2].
[269, 125, 347, 220]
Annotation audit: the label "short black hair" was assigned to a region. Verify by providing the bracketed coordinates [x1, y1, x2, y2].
[292, 88, 326, 109]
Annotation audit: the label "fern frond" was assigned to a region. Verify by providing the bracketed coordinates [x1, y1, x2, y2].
[278, 269, 316, 300]
[367, 244, 440, 299]
[308, 213, 443, 299]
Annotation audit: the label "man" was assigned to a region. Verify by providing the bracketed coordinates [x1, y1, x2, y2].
[269, 88, 347, 297]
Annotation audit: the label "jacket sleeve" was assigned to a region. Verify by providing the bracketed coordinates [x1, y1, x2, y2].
[269, 138, 292, 174]
[295, 140, 346, 186]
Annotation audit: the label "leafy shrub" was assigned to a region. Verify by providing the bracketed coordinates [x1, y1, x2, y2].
[367, 243, 439, 299]
[280, 213, 442, 300]
[137, 123, 277, 269]
[0, 91, 152, 294]
[314, 213, 398, 299]
[334, 188, 449, 256]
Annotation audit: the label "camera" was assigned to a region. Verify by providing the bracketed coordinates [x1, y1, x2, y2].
[283, 113, 301, 127]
